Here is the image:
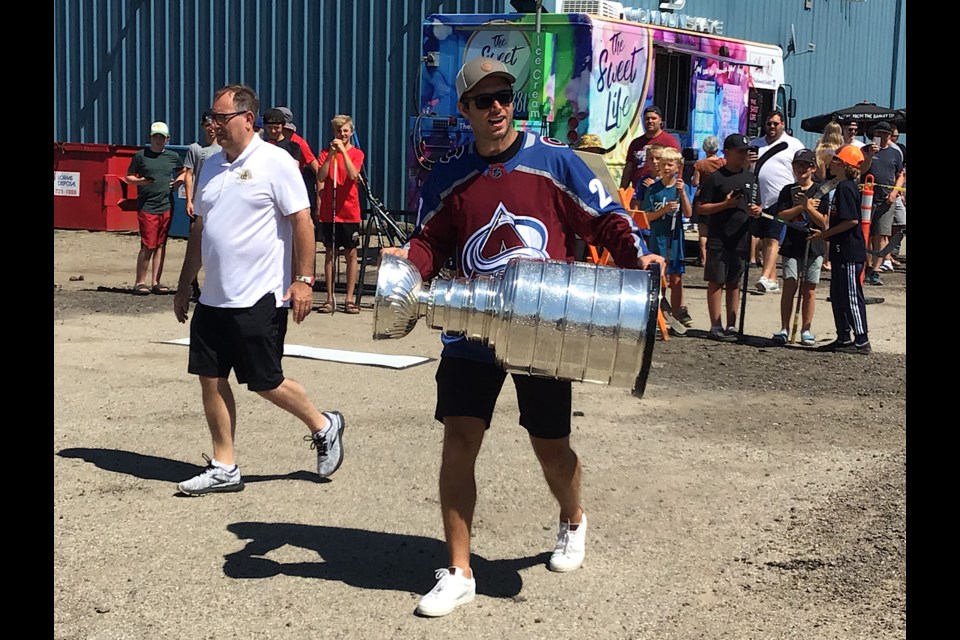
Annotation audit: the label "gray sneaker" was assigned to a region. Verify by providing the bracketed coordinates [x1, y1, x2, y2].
[307, 411, 346, 478]
[177, 454, 244, 496]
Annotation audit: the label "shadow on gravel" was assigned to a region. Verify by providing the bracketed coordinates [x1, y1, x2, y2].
[224, 521, 549, 598]
[57, 448, 327, 485]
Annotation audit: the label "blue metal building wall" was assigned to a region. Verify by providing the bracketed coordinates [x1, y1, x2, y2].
[53, 0, 505, 211]
[53, 0, 906, 207]
[621, 0, 907, 147]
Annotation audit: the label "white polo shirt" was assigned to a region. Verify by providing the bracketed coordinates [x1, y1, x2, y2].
[195, 135, 310, 308]
[749, 133, 805, 209]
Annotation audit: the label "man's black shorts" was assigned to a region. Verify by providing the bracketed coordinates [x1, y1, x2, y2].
[704, 247, 748, 285]
[434, 356, 572, 439]
[319, 222, 360, 250]
[188, 292, 288, 392]
[755, 206, 788, 242]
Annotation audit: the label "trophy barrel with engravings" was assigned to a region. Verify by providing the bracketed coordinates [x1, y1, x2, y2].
[372, 254, 659, 389]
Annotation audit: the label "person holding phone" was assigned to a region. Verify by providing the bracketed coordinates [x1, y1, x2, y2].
[126, 121, 185, 295]
[694, 134, 763, 341]
[771, 149, 830, 346]
[642, 147, 694, 328]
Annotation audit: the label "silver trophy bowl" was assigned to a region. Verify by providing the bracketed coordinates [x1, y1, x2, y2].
[373, 254, 659, 392]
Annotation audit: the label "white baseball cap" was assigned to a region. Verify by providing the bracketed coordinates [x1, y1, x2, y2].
[150, 121, 170, 137]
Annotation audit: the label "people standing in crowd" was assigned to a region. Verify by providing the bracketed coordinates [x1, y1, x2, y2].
[642, 147, 693, 328]
[381, 57, 665, 618]
[694, 134, 762, 341]
[770, 149, 830, 347]
[172, 84, 347, 495]
[809, 145, 871, 354]
[842, 121, 865, 149]
[748, 110, 805, 294]
[183, 111, 222, 301]
[262, 108, 304, 164]
[886, 126, 907, 268]
[316, 114, 365, 315]
[630, 143, 665, 208]
[860, 121, 904, 285]
[813, 122, 844, 271]
[814, 122, 844, 181]
[275, 106, 322, 229]
[619, 105, 681, 190]
[691, 135, 726, 266]
[125, 121, 185, 295]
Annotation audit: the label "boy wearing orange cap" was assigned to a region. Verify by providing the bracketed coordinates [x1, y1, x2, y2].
[808, 145, 871, 354]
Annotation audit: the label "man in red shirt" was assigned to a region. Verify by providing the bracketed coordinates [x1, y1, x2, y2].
[619, 105, 682, 190]
[316, 114, 365, 314]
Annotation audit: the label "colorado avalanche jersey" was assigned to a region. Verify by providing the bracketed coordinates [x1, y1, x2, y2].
[407, 131, 651, 363]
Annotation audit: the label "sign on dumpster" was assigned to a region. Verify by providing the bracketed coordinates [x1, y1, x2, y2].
[54, 171, 80, 197]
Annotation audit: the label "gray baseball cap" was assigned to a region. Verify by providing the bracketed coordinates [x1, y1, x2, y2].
[456, 57, 516, 100]
[275, 106, 294, 124]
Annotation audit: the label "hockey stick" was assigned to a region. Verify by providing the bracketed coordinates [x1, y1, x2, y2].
[789, 238, 811, 344]
[866, 230, 904, 258]
[738, 181, 760, 338]
[736, 141, 788, 337]
[329, 151, 338, 315]
[661, 191, 687, 335]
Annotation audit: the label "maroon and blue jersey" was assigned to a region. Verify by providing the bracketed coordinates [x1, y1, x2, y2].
[406, 131, 651, 363]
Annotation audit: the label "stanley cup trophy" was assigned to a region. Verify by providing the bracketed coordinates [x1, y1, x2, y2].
[373, 254, 660, 397]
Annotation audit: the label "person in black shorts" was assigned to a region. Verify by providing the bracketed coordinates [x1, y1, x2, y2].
[316, 115, 365, 314]
[380, 58, 665, 617]
[694, 134, 763, 341]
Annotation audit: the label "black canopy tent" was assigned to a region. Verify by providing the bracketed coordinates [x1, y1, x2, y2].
[800, 101, 906, 134]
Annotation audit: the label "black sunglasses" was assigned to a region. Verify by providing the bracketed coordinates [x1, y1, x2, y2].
[210, 110, 249, 125]
[462, 89, 514, 109]
[765, 120, 782, 127]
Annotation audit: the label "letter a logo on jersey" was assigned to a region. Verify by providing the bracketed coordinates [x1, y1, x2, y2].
[462, 202, 549, 276]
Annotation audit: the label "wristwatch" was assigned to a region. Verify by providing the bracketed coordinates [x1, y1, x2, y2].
[293, 275, 315, 286]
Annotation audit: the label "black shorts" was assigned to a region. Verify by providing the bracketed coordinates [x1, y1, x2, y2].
[188, 292, 288, 392]
[704, 247, 748, 285]
[755, 206, 788, 242]
[319, 222, 361, 250]
[434, 357, 572, 439]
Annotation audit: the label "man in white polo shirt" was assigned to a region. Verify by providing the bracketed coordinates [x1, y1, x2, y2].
[748, 109, 805, 293]
[172, 84, 346, 496]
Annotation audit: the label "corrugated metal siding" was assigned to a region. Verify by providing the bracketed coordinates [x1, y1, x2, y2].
[661, 0, 907, 146]
[54, 0, 905, 207]
[53, 0, 505, 211]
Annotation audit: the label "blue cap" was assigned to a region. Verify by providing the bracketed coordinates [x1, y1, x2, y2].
[254, 115, 264, 129]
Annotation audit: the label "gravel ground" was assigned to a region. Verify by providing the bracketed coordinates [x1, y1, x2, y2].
[54, 229, 906, 640]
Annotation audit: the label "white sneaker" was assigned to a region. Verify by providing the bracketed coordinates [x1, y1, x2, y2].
[177, 454, 244, 496]
[766, 279, 780, 293]
[416, 567, 476, 617]
[549, 513, 588, 572]
[754, 277, 770, 293]
[306, 411, 346, 478]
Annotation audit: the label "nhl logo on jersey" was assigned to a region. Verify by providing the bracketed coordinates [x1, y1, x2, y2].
[487, 163, 506, 180]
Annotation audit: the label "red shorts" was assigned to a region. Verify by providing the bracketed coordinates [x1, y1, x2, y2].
[138, 210, 173, 249]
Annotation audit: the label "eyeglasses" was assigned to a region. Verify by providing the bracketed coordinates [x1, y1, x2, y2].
[461, 90, 514, 109]
[765, 121, 782, 127]
[209, 110, 249, 125]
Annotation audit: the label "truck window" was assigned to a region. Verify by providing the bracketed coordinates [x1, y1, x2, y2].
[747, 88, 775, 139]
[653, 49, 691, 132]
